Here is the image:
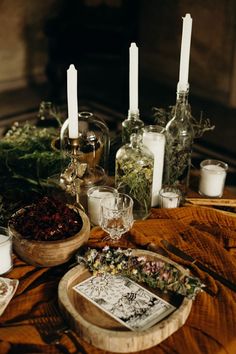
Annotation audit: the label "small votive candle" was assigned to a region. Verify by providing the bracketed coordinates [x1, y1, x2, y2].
[87, 186, 117, 226]
[0, 227, 13, 275]
[199, 159, 228, 198]
[159, 187, 182, 208]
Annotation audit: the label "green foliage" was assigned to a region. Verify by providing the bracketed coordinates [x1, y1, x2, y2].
[0, 122, 66, 226]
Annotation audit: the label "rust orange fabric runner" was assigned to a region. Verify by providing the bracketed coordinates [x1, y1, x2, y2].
[0, 206, 236, 354]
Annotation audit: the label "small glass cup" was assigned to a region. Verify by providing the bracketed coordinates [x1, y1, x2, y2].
[199, 159, 228, 198]
[159, 187, 182, 208]
[87, 186, 118, 226]
[0, 227, 13, 275]
[99, 193, 134, 242]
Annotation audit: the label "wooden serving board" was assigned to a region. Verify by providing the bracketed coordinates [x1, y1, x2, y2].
[58, 249, 192, 353]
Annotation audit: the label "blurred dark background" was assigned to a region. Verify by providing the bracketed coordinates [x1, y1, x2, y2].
[0, 0, 235, 187]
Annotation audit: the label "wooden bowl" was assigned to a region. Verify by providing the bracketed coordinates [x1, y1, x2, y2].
[8, 206, 90, 267]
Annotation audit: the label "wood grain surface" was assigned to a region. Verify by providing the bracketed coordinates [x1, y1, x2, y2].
[9, 207, 90, 267]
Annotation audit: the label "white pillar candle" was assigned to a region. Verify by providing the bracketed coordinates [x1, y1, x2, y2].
[67, 64, 79, 139]
[177, 13, 192, 93]
[199, 161, 228, 197]
[87, 187, 117, 226]
[143, 127, 166, 207]
[129, 42, 139, 114]
[0, 228, 12, 275]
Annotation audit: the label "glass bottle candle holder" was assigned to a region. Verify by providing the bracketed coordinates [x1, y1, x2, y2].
[164, 90, 194, 195]
[121, 110, 144, 144]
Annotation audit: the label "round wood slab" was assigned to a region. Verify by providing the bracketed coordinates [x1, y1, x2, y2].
[58, 249, 193, 352]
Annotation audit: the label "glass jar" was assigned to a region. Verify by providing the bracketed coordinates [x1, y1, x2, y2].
[115, 133, 154, 220]
[164, 91, 194, 195]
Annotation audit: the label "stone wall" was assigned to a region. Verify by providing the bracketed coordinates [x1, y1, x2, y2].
[1, 0, 236, 107]
[139, 0, 236, 107]
[0, 0, 57, 92]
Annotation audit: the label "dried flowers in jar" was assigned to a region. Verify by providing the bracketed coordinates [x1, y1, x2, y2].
[115, 133, 154, 220]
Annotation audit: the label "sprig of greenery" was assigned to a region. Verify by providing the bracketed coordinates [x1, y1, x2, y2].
[116, 152, 153, 216]
[152, 106, 215, 139]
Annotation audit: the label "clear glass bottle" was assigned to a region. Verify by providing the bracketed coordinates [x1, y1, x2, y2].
[121, 110, 144, 144]
[115, 133, 154, 220]
[163, 91, 194, 195]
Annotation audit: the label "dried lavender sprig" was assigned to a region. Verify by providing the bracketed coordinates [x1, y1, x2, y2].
[78, 247, 204, 300]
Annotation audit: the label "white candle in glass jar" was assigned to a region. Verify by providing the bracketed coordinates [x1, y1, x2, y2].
[159, 191, 181, 209]
[87, 187, 117, 226]
[0, 229, 12, 275]
[143, 127, 165, 207]
[199, 163, 227, 197]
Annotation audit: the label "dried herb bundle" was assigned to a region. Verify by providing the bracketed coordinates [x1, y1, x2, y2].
[78, 247, 204, 300]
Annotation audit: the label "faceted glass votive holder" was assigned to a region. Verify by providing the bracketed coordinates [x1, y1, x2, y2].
[0, 227, 13, 275]
[87, 186, 117, 226]
[159, 187, 182, 208]
[199, 159, 228, 198]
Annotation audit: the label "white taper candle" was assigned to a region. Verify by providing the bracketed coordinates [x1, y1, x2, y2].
[129, 42, 139, 114]
[177, 14, 192, 93]
[67, 64, 79, 139]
